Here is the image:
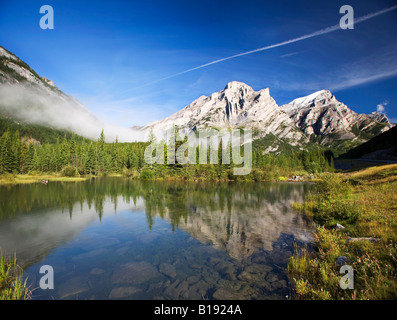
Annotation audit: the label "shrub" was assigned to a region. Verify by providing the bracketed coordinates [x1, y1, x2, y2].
[314, 173, 352, 201]
[140, 168, 154, 180]
[122, 167, 139, 178]
[251, 168, 264, 181]
[61, 165, 77, 177]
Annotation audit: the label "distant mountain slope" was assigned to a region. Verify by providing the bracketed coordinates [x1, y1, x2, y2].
[280, 90, 394, 153]
[0, 46, 103, 138]
[339, 125, 397, 161]
[140, 81, 393, 154]
[0, 114, 89, 144]
[0, 46, 142, 142]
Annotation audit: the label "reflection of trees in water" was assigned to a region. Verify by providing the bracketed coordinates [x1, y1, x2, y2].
[0, 178, 312, 227]
[0, 178, 312, 264]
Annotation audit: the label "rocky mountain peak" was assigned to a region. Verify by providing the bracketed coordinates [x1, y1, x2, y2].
[224, 80, 254, 92]
[282, 89, 335, 111]
[368, 111, 392, 125]
[222, 81, 271, 99]
[141, 81, 306, 151]
[281, 90, 394, 147]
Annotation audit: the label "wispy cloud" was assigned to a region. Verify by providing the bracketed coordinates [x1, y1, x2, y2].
[278, 44, 397, 93]
[280, 51, 303, 58]
[330, 70, 397, 92]
[132, 5, 397, 89]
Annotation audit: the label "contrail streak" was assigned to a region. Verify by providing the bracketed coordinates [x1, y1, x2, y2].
[135, 5, 397, 88]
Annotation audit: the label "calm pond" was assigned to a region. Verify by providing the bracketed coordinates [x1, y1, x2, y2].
[0, 177, 313, 300]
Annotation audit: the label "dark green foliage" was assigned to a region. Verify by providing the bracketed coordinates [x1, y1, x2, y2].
[140, 168, 155, 180]
[0, 118, 334, 179]
[0, 115, 89, 144]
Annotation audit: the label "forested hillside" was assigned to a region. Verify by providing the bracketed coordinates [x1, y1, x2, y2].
[0, 115, 89, 144]
[0, 121, 334, 180]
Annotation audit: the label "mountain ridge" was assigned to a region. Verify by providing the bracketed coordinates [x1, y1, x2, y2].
[280, 89, 394, 149]
[140, 81, 394, 154]
[141, 81, 308, 151]
[0, 45, 393, 153]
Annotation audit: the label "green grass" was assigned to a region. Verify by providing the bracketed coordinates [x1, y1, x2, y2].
[289, 164, 397, 300]
[0, 251, 31, 300]
[0, 172, 90, 185]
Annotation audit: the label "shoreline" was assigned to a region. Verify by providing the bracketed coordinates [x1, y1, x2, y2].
[0, 173, 91, 185]
[0, 172, 316, 186]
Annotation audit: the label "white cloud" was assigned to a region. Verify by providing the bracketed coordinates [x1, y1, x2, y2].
[376, 100, 389, 113]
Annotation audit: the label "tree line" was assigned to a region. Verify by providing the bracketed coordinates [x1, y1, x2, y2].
[0, 128, 334, 180]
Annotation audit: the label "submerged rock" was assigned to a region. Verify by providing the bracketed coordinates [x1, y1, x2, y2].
[214, 261, 237, 281]
[108, 286, 142, 299]
[266, 272, 279, 283]
[116, 247, 130, 256]
[57, 276, 90, 299]
[163, 279, 190, 299]
[90, 268, 105, 275]
[212, 288, 243, 300]
[72, 248, 110, 261]
[111, 261, 159, 285]
[159, 263, 177, 278]
[186, 275, 201, 284]
[188, 280, 211, 298]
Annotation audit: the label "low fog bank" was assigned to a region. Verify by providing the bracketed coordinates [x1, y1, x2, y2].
[0, 84, 146, 142]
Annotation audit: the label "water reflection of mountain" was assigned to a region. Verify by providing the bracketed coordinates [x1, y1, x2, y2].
[0, 178, 313, 266]
[144, 182, 313, 260]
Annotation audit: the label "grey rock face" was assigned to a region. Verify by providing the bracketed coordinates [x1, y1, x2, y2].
[141, 82, 393, 152]
[281, 90, 394, 146]
[141, 81, 307, 151]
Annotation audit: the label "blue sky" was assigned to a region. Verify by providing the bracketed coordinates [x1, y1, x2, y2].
[1, 0, 397, 126]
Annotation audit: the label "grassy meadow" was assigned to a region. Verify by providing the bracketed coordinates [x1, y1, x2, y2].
[288, 164, 397, 299]
[0, 172, 90, 185]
